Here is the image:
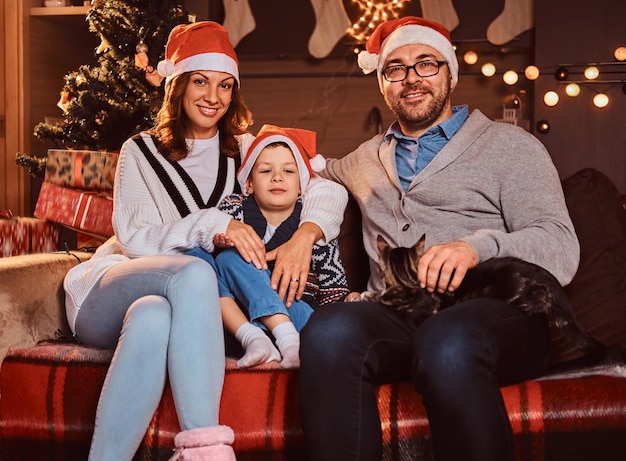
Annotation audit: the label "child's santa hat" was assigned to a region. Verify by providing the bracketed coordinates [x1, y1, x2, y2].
[357, 16, 459, 93]
[238, 125, 326, 194]
[157, 21, 239, 86]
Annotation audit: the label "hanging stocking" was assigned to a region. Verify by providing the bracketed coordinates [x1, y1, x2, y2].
[486, 0, 534, 45]
[419, 0, 459, 32]
[223, 0, 256, 47]
[308, 0, 351, 59]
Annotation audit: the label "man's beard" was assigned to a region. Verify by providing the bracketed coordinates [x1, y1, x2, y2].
[386, 80, 451, 132]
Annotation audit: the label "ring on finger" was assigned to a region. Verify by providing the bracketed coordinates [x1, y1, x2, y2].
[291, 278, 299, 283]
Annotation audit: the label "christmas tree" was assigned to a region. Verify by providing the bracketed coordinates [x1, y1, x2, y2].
[31, 0, 190, 155]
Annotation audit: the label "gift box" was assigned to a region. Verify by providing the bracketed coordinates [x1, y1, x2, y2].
[0, 213, 59, 257]
[45, 149, 118, 191]
[34, 182, 114, 238]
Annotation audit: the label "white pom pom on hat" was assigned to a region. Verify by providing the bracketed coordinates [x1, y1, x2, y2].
[157, 21, 240, 86]
[357, 16, 459, 93]
[238, 125, 326, 195]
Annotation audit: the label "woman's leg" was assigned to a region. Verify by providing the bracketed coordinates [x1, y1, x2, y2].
[215, 248, 313, 330]
[76, 255, 224, 461]
[412, 298, 550, 461]
[299, 301, 415, 461]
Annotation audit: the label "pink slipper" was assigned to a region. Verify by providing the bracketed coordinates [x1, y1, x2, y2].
[169, 426, 236, 461]
[169, 444, 235, 461]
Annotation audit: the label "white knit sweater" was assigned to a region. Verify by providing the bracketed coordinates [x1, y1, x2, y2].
[63, 132, 348, 332]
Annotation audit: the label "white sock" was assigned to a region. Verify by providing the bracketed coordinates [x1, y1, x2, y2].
[234, 322, 281, 368]
[271, 322, 301, 369]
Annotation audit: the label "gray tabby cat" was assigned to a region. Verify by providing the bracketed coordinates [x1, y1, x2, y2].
[372, 235, 605, 357]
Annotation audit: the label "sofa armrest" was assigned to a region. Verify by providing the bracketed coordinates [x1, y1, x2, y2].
[0, 251, 92, 365]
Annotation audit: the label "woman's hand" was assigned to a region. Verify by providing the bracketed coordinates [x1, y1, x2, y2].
[267, 222, 321, 307]
[224, 219, 267, 270]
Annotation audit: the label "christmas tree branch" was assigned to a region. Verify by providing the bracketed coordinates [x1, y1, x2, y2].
[15, 152, 46, 179]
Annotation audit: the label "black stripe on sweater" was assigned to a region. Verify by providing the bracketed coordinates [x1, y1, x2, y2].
[132, 135, 192, 218]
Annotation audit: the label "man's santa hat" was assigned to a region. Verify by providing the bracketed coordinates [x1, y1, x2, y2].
[357, 16, 459, 92]
[157, 21, 239, 86]
[238, 125, 326, 194]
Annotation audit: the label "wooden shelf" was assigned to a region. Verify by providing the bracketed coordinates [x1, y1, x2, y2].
[31, 6, 90, 16]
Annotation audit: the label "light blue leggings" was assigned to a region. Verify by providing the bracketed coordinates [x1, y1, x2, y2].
[75, 255, 224, 461]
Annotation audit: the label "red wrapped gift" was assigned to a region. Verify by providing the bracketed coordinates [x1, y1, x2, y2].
[0, 213, 59, 257]
[45, 149, 118, 191]
[34, 182, 114, 238]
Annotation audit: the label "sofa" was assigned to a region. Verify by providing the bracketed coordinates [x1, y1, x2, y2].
[1, 167, 625, 461]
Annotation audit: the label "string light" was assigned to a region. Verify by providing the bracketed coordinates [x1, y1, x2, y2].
[544, 91, 559, 107]
[584, 66, 600, 80]
[593, 93, 609, 108]
[348, 0, 409, 43]
[524, 65, 540, 80]
[536, 120, 550, 134]
[481, 62, 496, 77]
[464, 51, 478, 65]
[502, 70, 518, 85]
[565, 83, 580, 97]
[448, 44, 624, 113]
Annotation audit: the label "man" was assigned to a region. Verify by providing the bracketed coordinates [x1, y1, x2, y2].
[299, 16, 579, 461]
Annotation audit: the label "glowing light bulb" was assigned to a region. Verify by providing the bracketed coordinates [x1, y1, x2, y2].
[615, 46, 626, 61]
[464, 51, 478, 65]
[503, 70, 519, 85]
[481, 62, 496, 77]
[593, 93, 609, 108]
[543, 91, 559, 107]
[565, 83, 580, 97]
[584, 66, 600, 80]
[524, 65, 540, 80]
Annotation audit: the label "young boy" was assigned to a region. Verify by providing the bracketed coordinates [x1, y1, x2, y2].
[213, 124, 351, 368]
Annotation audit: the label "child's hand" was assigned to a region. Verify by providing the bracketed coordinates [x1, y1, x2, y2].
[213, 233, 234, 248]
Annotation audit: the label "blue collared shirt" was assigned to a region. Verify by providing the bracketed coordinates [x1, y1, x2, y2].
[386, 105, 469, 190]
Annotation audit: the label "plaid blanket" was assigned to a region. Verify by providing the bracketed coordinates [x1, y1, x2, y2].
[1, 342, 625, 460]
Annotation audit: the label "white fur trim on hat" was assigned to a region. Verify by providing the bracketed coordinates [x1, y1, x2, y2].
[309, 154, 326, 172]
[357, 51, 379, 75]
[158, 52, 240, 86]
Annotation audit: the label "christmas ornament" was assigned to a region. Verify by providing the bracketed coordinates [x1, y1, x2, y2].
[134, 35, 163, 87]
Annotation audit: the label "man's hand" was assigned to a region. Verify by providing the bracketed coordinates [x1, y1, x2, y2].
[417, 240, 479, 293]
[224, 219, 267, 270]
[267, 222, 321, 307]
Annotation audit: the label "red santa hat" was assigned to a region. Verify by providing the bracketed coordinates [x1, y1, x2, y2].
[157, 21, 239, 86]
[238, 125, 326, 194]
[357, 16, 459, 92]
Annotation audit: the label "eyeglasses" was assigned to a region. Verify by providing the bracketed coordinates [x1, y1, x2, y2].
[381, 60, 447, 82]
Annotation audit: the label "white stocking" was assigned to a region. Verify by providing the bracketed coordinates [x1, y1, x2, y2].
[222, 0, 256, 47]
[308, 0, 351, 58]
[486, 0, 534, 45]
[419, 0, 459, 32]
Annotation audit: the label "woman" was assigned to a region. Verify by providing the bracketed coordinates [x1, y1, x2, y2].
[63, 21, 347, 461]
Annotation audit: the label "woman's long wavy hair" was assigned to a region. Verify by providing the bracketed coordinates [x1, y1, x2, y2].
[153, 72, 253, 161]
